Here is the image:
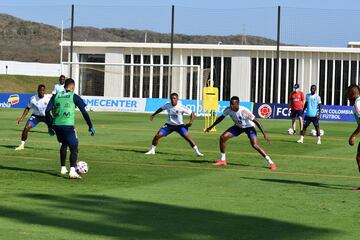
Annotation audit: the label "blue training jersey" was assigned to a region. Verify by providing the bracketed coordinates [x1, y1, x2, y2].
[305, 93, 322, 117]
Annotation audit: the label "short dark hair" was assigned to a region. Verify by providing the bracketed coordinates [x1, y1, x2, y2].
[311, 84, 317, 89]
[59, 75, 65, 79]
[170, 93, 178, 98]
[38, 84, 45, 90]
[348, 84, 360, 93]
[230, 96, 239, 102]
[64, 78, 75, 89]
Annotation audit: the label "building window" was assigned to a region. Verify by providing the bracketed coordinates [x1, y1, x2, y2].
[251, 57, 297, 104]
[186, 56, 231, 101]
[326, 60, 333, 105]
[334, 60, 341, 105]
[124, 55, 131, 97]
[152, 55, 160, 98]
[79, 54, 105, 96]
[223, 57, 232, 101]
[250, 58, 257, 102]
[342, 61, 349, 105]
[163, 56, 169, 98]
[143, 55, 150, 98]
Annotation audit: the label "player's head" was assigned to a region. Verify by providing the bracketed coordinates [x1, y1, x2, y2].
[64, 78, 75, 92]
[170, 93, 179, 106]
[59, 75, 66, 85]
[293, 83, 299, 90]
[230, 96, 240, 111]
[37, 84, 45, 98]
[347, 84, 360, 103]
[310, 85, 317, 95]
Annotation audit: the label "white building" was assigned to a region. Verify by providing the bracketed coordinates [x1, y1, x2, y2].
[61, 41, 360, 105]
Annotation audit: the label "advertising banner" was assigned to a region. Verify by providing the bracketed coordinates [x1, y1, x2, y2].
[82, 96, 146, 112]
[145, 98, 253, 115]
[254, 103, 355, 122]
[0, 93, 32, 109]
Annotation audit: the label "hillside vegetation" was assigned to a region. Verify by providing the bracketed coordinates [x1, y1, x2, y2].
[0, 13, 278, 63]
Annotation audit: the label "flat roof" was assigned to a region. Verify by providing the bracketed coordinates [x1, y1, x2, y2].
[60, 41, 360, 53]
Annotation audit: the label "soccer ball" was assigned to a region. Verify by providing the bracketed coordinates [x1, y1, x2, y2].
[309, 129, 325, 137]
[76, 161, 89, 174]
[288, 128, 294, 135]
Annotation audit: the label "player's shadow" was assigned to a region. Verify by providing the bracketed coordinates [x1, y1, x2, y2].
[241, 177, 354, 190]
[0, 165, 59, 177]
[114, 148, 184, 156]
[14, 129, 48, 134]
[0, 193, 338, 240]
[0, 144, 54, 151]
[167, 159, 250, 167]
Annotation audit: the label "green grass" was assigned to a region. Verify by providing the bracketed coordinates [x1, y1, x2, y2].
[0, 74, 58, 93]
[0, 109, 359, 240]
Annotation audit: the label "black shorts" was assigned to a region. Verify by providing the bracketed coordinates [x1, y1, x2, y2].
[290, 110, 303, 118]
[304, 116, 319, 128]
[53, 125, 78, 147]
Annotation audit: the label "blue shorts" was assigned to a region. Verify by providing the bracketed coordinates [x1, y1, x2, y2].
[53, 125, 78, 146]
[226, 126, 257, 138]
[26, 115, 47, 128]
[159, 124, 188, 137]
[304, 116, 319, 128]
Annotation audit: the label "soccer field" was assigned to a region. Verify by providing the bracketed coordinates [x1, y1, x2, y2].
[0, 108, 359, 240]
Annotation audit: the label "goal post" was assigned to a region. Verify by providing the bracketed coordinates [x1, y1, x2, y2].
[61, 61, 203, 115]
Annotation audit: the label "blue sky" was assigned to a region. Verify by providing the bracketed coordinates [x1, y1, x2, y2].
[1, 0, 360, 47]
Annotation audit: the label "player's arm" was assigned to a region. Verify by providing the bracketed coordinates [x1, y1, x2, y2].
[205, 115, 225, 133]
[253, 118, 270, 144]
[150, 107, 163, 121]
[17, 107, 30, 124]
[74, 94, 95, 136]
[317, 97, 322, 120]
[302, 102, 308, 115]
[185, 111, 195, 128]
[45, 94, 55, 125]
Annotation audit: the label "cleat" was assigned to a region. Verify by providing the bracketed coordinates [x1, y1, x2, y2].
[297, 139, 303, 143]
[196, 152, 204, 157]
[268, 163, 277, 170]
[212, 160, 227, 166]
[69, 171, 81, 179]
[352, 187, 360, 192]
[15, 145, 24, 151]
[293, 130, 296, 135]
[60, 167, 68, 175]
[145, 149, 155, 155]
[317, 140, 321, 145]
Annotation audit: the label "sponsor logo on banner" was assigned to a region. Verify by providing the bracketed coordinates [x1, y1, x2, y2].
[258, 104, 272, 118]
[81, 96, 146, 112]
[8, 94, 19, 105]
[0, 93, 22, 108]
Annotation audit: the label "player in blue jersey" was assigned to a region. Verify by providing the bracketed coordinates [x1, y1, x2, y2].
[145, 93, 203, 156]
[347, 84, 360, 191]
[297, 85, 322, 144]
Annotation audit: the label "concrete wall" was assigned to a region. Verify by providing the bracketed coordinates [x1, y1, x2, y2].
[0, 60, 67, 77]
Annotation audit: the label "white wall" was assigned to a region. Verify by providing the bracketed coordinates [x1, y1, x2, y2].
[0, 60, 68, 77]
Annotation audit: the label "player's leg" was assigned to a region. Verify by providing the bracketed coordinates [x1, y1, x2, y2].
[298, 116, 310, 143]
[53, 126, 68, 175]
[314, 118, 321, 144]
[247, 129, 276, 170]
[213, 126, 238, 166]
[40, 116, 55, 136]
[179, 127, 203, 156]
[357, 143, 360, 173]
[299, 114, 304, 132]
[291, 117, 296, 133]
[145, 126, 169, 155]
[15, 118, 36, 150]
[65, 126, 80, 179]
